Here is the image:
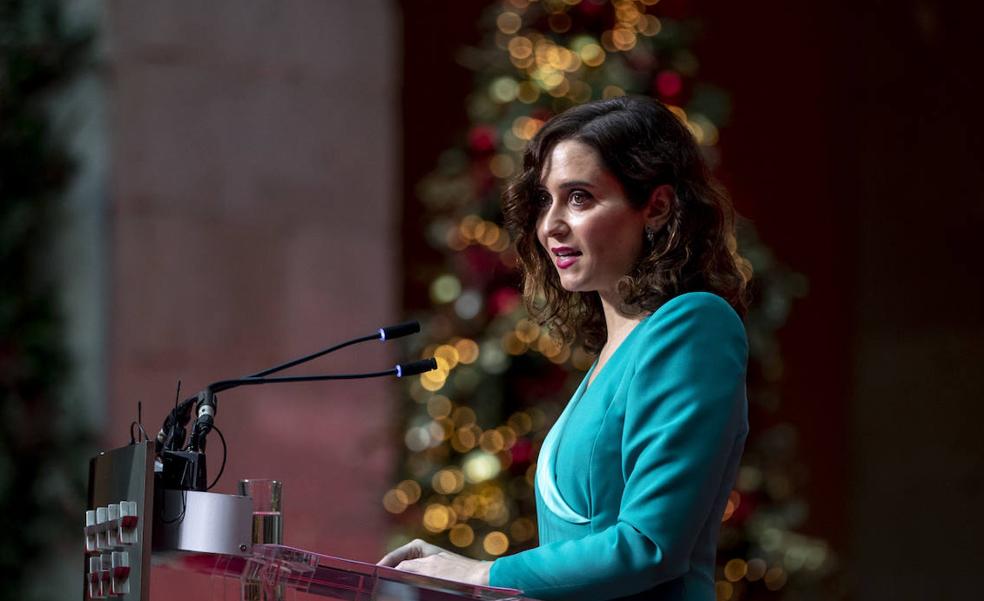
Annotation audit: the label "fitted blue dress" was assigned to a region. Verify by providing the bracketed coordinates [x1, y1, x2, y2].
[489, 292, 749, 600]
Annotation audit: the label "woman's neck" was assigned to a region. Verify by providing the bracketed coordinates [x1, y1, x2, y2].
[598, 291, 648, 356]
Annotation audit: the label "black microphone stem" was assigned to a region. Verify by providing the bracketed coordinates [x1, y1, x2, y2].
[209, 369, 399, 393]
[248, 333, 379, 378]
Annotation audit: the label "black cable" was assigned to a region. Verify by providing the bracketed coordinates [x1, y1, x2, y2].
[247, 333, 379, 378]
[208, 368, 399, 393]
[159, 479, 188, 524]
[206, 424, 227, 491]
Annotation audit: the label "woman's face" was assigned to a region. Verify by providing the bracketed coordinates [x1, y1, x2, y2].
[536, 139, 648, 300]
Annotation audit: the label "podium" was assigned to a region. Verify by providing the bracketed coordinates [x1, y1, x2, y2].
[84, 441, 529, 600]
[159, 544, 524, 600]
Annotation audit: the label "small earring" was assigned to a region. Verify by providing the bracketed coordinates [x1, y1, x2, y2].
[645, 226, 655, 244]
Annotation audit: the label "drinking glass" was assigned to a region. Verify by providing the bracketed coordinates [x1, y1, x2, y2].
[237, 479, 283, 545]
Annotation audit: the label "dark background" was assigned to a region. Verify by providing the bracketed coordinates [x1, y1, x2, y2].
[401, 1, 984, 598]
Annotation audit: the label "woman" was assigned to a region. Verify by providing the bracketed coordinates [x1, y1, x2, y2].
[380, 96, 752, 601]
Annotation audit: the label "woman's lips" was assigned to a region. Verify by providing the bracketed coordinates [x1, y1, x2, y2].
[551, 246, 581, 269]
[556, 256, 579, 269]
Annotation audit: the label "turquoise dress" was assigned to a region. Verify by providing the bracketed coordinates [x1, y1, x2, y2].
[489, 292, 748, 601]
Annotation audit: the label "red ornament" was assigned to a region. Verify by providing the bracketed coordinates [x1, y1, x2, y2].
[468, 125, 498, 153]
[489, 287, 521, 316]
[655, 70, 683, 99]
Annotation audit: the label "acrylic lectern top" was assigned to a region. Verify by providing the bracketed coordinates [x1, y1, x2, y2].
[162, 543, 528, 601]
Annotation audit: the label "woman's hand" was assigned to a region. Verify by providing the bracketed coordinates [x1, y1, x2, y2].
[378, 539, 492, 586]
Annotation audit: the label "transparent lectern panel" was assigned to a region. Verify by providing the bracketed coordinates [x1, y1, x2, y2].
[160, 544, 526, 601]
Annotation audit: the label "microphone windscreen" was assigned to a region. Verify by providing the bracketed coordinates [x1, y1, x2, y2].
[396, 358, 438, 378]
[379, 321, 421, 341]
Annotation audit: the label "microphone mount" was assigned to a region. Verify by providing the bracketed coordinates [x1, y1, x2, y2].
[154, 322, 435, 492]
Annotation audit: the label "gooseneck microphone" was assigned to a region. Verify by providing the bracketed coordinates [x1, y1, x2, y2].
[154, 321, 436, 491]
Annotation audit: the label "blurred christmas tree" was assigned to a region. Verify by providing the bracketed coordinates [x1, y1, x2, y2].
[387, 1, 838, 598]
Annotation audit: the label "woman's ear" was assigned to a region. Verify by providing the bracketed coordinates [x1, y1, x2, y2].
[645, 184, 674, 230]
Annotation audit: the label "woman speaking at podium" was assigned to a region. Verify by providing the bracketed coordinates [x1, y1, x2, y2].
[381, 96, 751, 601]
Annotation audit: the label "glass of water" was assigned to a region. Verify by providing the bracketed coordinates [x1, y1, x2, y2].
[237, 479, 283, 545]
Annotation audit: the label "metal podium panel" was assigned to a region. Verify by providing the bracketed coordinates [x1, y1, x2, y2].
[85, 441, 156, 600]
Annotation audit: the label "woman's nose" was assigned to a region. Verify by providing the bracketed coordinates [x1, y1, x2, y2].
[539, 202, 569, 240]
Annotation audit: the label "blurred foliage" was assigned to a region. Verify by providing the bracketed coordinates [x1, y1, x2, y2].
[0, 0, 92, 598]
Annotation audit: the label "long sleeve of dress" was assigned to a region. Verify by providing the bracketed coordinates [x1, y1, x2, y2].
[489, 293, 748, 600]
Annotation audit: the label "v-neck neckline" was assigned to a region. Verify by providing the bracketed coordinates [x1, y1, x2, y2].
[582, 313, 652, 395]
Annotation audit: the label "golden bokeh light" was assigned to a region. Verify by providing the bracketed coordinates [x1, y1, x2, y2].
[509, 517, 536, 542]
[451, 406, 477, 426]
[423, 503, 454, 532]
[452, 427, 477, 453]
[432, 468, 465, 494]
[496, 11, 522, 35]
[602, 85, 625, 99]
[478, 223, 502, 247]
[489, 153, 516, 178]
[508, 36, 533, 59]
[548, 344, 572, 364]
[724, 558, 747, 582]
[452, 494, 478, 519]
[434, 345, 460, 371]
[611, 27, 637, 51]
[483, 531, 510, 556]
[396, 479, 422, 504]
[580, 42, 605, 67]
[449, 523, 475, 547]
[547, 78, 571, 98]
[454, 338, 480, 364]
[420, 375, 445, 392]
[510, 54, 535, 70]
[427, 395, 453, 419]
[640, 14, 662, 36]
[382, 488, 409, 514]
[517, 80, 541, 103]
[502, 331, 528, 355]
[536, 332, 565, 359]
[428, 417, 453, 442]
[508, 412, 533, 435]
[512, 116, 544, 141]
[479, 429, 506, 453]
[490, 230, 511, 252]
[459, 214, 482, 240]
[600, 30, 617, 52]
[667, 104, 687, 123]
[485, 500, 510, 527]
[496, 425, 517, 450]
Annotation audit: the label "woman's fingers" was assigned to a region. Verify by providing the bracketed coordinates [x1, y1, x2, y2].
[377, 539, 443, 567]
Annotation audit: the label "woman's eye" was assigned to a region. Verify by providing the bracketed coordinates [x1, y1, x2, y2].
[535, 192, 551, 209]
[569, 191, 591, 206]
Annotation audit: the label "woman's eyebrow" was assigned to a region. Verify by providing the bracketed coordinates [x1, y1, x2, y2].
[555, 180, 596, 190]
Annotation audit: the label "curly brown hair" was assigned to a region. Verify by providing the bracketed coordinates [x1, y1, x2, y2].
[503, 96, 752, 354]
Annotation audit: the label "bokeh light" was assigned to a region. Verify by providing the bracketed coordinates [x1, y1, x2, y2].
[483, 531, 509, 556]
[449, 523, 475, 547]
